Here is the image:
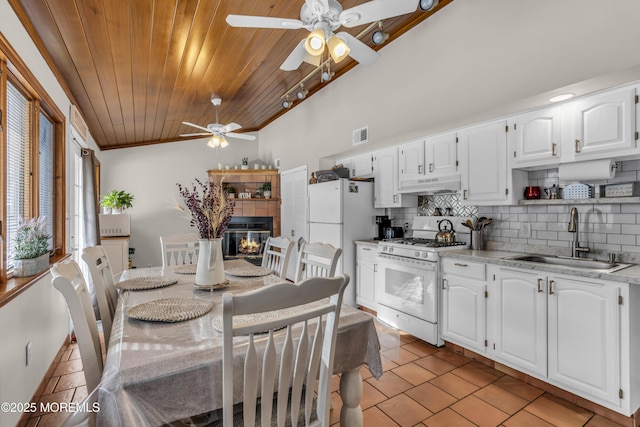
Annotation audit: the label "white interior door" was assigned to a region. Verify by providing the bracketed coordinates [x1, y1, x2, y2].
[280, 165, 308, 280]
[69, 139, 84, 264]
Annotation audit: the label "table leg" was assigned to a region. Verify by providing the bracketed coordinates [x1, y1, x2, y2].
[340, 367, 363, 427]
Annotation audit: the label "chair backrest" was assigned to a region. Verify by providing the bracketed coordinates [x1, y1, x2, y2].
[261, 236, 295, 278]
[51, 260, 104, 393]
[160, 233, 200, 267]
[294, 242, 342, 282]
[222, 275, 349, 427]
[82, 246, 117, 347]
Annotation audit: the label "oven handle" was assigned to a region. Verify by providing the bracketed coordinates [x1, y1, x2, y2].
[377, 254, 437, 271]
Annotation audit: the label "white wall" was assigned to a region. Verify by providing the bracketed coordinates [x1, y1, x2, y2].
[99, 137, 259, 268]
[259, 0, 640, 172]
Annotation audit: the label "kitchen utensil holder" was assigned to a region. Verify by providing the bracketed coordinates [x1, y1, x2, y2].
[470, 230, 485, 250]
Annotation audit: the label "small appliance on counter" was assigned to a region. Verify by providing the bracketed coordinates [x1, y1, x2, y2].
[375, 215, 392, 240]
[384, 226, 404, 239]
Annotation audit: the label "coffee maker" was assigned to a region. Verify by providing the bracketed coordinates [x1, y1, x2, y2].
[375, 215, 392, 240]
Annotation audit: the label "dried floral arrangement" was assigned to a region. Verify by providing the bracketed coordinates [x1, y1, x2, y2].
[14, 217, 50, 259]
[176, 178, 235, 239]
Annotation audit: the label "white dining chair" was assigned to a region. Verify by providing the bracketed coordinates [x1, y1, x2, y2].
[220, 274, 349, 427]
[51, 260, 104, 394]
[82, 245, 117, 348]
[261, 236, 295, 278]
[160, 233, 200, 267]
[294, 242, 342, 282]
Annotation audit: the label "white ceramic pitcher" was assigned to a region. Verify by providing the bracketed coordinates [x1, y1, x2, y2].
[195, 238, 225, 286]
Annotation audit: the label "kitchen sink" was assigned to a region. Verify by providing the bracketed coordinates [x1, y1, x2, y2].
[506, 254, 632, 273]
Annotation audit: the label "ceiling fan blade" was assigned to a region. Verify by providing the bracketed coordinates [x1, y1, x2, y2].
[337, 32, 379, 66]
[221, 123, 242, 133]
[226, 132, 256, 141]
[182, 121, 213, 133]
[304, 0, 330, 18]
[180, 132, 212, 137]
[226, 14, 304, 29]
[280, 39, 308, 71]
[339, 0, 418, 28]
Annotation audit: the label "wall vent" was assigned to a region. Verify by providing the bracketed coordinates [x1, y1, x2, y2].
[70, 105, 88, 141]
[353, 126, 368, 145]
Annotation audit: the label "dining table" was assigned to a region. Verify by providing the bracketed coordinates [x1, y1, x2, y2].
[96, 260, 383, 426]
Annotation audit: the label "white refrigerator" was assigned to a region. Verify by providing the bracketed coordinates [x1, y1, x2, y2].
[308, 179, 382, 307]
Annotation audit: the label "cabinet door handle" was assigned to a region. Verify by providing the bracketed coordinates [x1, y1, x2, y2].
[291, 230, 295, 237]
[537, 278, 543, 293]
[429, 163, 434, 173]
[352, 168, 356, 176]
[442, 278, 447, 290]
[454, 263, 468, 267]
[418, 165, 422, 174]
[463, 189, 468, 200]
[393, 195, 398, 203]
[551, 143, 557, 156]
[374, 264, 378, 273]
[575, 139, 581, 153]
[549, 279, 555, 295]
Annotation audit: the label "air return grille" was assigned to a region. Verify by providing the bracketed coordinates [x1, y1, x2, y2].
[353, 126, 368, 145]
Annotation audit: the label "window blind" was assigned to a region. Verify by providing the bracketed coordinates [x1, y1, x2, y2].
[39, 112, 54, 250]
[6, 81, 31, 268]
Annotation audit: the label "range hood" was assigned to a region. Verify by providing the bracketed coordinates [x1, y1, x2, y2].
[398, 174, 461, 194]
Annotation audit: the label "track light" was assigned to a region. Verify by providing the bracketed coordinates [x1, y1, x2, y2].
[321, 70, 335, 82]
[328, 35, 350, 63]
[372, 22, 389, 45]
[419, 0, 439, 11]
[304, 29, 326, 56]
[282, 99, 293, 109]
[296, 87, 309, 100]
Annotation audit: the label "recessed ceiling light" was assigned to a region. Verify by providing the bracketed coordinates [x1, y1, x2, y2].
[549, 93, 575, 102]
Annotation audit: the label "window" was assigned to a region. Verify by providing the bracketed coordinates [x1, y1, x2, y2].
[1, 36, 65, 284]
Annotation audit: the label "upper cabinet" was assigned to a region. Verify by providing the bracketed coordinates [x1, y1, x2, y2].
[336, 153, 374, 178]
[399, 139, 425, 182]
[426, 132, 458, 177]
[373, 147, 417, 208]
[571, 86, 637, 160]
[509, 107, 562, 167]
[398, 132, 459, 193]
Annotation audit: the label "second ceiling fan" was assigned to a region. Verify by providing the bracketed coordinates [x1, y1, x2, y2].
[226, 0, 419, 71]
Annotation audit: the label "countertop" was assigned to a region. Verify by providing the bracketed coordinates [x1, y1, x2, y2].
[355, 240, 379, 245]
[440, 249, 640, 286]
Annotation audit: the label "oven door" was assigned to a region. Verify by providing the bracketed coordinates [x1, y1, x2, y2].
[376, 253, 437, 323]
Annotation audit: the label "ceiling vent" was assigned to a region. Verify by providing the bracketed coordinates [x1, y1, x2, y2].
[353, 126, 368, 146]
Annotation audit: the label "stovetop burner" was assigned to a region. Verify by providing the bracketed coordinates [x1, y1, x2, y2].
[381, 238, 467, 248]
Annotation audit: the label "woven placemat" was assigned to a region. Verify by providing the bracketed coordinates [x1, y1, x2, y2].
[174, 264, 197, 275]
[225, 265, 273, 277]
[212, 309, 292, 333]
[193, 280, 230, 292]
[116, 276, 178, 291]
[127, 297, 213, 322]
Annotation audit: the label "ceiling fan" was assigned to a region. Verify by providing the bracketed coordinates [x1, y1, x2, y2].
[181, 97, 256, 148]
[226, 0, 418, 71]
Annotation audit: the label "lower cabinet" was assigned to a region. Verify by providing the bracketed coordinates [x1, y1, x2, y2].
[486, 265, 630, 413]
[355, 242, 378, 310]
[441, 259, 486, 353]
[101, 237, 130, 276]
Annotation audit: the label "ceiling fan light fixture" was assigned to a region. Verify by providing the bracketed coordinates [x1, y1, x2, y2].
[305, 29, 326, 56]
[220, 137, 229, 148]
[207, 134, 224, 148]
[328, 35, 350, 63]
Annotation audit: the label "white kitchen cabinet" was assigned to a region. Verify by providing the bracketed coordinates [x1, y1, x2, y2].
[426, 132, 458, 177]
[101, 237, 129, 276]
[336, 153, 374, 178]
[356, 242, 378, 310]
[373, 147, 417, 208]
[509, 107, 562, 167]
[441, 259, 486, 353]
[572, 86, 637, 159]
[488, 266, 548, 377]
[547, 274, 621, 407]
[399, 139, 425, 181]
[459, 120, 527, 205]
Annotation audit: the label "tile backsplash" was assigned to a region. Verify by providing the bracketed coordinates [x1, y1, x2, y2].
[388, 160, 640, 263]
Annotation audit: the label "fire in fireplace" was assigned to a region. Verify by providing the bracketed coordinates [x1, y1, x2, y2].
[223, 217, 273, 265]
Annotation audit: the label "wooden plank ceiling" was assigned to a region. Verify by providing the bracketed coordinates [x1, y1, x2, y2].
[10, 0, 450, 150]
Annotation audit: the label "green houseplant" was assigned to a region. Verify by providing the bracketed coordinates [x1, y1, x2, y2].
[262, 182, 272, 198]
[13, 217, 50, 277]
[101, 190, 134, 214]
[225, 186, 236, 199]
[241, 157, 249, 170]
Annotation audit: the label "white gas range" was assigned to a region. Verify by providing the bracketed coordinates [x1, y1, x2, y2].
[376, 216, 471, 346]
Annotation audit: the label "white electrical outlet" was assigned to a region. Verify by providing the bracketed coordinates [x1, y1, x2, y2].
[26, 341, 32, 366]
[520, 222, 531, 238]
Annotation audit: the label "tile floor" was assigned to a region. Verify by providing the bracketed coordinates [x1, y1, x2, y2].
[21, 332, 629, 427]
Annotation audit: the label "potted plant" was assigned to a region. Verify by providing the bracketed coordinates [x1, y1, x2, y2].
[241, 157, 249, 170]
[225, 186, 236, 198]
[262, 182, 272, 198]
[13, 217, 51, 277]
[101, 190, 134, 214]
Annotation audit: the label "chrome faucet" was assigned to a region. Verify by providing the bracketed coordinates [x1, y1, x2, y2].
[568, 207, 590, 258]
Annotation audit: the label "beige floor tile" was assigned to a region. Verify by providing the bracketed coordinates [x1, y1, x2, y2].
[51, 358, 84, 377]
[368, 370, 413, 398]
[35, 389, 75, 416]
[432, 349, 470, 367]
[54, 371, 87, 392]
[494, 375, 545, 402]
[405, 382, 458, 414]
[584, 414, 628, 427]
[34, 411, 69, 427]
[359, 364, 373, 381]
[381, 347, 420, 365]
[414, 355, 457, 376]
[451, 362, 502, 387]
[42, 376, 60, 395]
[399, 332, 417, 345]
[473, 383, 529, 415]
[451, 395, 509, 427]
[381, 355, 400, 372]
[69, 348, 82, 360]
[402, 340, 439, 358]
[361, 380, 388, 409]
[329, 391, 343, 425]
[423, 408, 476, 427]
[392, 362, 437, 386]
[377, 394, 433, 427]
[524, 394, 592, 427]
[503, 410, 555, 427]
[429, 372, 479, 399]
[363, 406, 400, 427]
[72, 385, 88, 404]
